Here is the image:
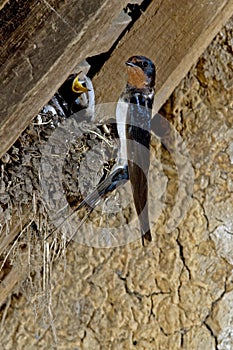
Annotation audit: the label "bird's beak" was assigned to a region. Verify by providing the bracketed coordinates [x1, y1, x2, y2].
[125, 61, 138, 68]
[72, 74, 90, 94]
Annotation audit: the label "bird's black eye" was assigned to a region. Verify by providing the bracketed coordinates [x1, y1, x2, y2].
[137, 61, 148, 69]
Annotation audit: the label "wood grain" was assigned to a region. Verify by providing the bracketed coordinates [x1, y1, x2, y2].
[0, 0, 128, 158]
[93, 0, 233, 114]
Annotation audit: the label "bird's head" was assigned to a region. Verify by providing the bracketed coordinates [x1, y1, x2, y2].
[72, 73, 89, 94]
[125, 56, 156, 90]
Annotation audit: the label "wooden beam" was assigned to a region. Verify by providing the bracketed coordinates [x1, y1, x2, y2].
[93, 0, 233, 114]
[0, 0, 128, 158]
[1, 1, 232, 159]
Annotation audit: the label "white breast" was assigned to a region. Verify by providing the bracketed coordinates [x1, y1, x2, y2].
[116, 98, 128, 166]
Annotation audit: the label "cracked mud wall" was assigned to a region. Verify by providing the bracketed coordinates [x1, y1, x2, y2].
[0, 17, 233, 350]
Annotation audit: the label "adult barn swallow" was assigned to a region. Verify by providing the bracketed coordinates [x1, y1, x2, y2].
[124, 55, 155, 244]
[78, 56, 156, 245]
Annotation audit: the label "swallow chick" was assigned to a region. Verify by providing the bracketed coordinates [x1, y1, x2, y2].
[78, 56, 156, 245]
[41, 72, 94, 120]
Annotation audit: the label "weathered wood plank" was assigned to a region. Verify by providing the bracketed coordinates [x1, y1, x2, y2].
[93, 0, 233, 114]
[2, 1, 232, 159]
[0, 0, 128, 158]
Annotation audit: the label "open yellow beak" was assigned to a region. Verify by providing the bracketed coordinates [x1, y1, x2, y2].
[72, 74, 89, 94]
